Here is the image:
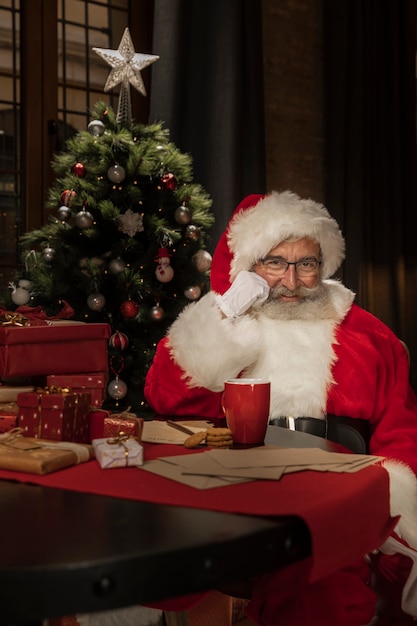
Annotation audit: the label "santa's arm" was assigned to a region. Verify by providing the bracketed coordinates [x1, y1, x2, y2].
[144, 292, 262, 416]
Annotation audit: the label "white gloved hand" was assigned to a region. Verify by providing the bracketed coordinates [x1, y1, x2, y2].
[215, 270, 270, 318]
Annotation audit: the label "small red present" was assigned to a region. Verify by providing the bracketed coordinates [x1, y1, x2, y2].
[0, 412, 17, 433]
[0, 322, 111, 379]
[17, 387, 91, 443]
[47, 373, 108, 407]
[89, 408, 143, 443]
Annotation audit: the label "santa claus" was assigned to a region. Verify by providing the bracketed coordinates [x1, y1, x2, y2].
[145, 191, 417, 625]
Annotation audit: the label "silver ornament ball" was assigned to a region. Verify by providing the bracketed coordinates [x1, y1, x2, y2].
[150, 305, 165, 321]
[108, 257, 126, 274]
[184, 285, 201, 301]
[88, 119, 105, 137]
[185, 224, 200, 242]
[87, 292, 106, 311]
[76, 209, 94, 229]
[174, 204, 192, 225]
[43, 246, 56, 261]
[57, 205, 72, 221]
[107, 164, 126, 183]
[107, 378, 128, 400]
[193, 249, 212, 272]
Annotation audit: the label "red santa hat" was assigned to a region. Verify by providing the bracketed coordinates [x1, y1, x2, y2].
[211, 190, 345, 294]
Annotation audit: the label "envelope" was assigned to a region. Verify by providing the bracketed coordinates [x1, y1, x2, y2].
[141, 456, 249, 489]
[139, 445, 382, 489]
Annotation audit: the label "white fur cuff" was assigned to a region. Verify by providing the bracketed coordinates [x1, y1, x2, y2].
[168, 292, 262, 391]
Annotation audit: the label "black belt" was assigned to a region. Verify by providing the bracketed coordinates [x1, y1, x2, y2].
[269, 414, 370, 454]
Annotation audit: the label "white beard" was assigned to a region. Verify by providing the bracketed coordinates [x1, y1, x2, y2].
[245, 282, 341, 418]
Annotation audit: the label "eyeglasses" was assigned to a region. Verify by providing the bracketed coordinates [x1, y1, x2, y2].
[259, 256, 322, 276]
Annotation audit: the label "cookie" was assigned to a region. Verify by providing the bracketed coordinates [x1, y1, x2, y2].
[206, 427, 232, 438]
[206, 439, 233, 448]
[183, 431, 206, 448]
[206, 427, 233, 448]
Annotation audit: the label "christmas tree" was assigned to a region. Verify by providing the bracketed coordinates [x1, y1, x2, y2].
[2, 29, 214, 412]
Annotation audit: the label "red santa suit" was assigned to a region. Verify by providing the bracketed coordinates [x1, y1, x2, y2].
[145, 191, 417, 625]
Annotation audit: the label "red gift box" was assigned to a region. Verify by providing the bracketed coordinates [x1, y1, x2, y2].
[47, 373, 108, 407]
[89, 408, 143, 443]
[0, 322, 111, 379]
[0, 412, 17, 433]
[17, 389, 91, 443]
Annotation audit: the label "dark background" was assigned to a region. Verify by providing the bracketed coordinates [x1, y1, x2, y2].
[144, 0, 417, 388]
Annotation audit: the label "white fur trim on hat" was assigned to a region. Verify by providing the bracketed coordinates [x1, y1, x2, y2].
[227, 190, 345, 281]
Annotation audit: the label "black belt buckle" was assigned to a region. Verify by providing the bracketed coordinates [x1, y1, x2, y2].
[270, 414, 369, 454]
[270, 416, 326, 438]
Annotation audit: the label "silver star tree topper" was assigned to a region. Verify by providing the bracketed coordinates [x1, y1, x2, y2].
[93, 27, 159, 127]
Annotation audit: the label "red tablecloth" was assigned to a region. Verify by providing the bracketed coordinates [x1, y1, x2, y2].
[0, 442, 395, 583]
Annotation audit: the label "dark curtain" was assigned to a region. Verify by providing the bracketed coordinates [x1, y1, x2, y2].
[323, 0, 417, 387]
[148, 0, 266, 252]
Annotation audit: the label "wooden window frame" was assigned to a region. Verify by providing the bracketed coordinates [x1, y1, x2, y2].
[20, 0, 155, 232]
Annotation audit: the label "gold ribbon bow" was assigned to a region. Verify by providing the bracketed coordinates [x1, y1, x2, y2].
[36, 385, 72, 394]
[0, 313, 29, 327]
[33, 386, 72, 438]
[0, 427, 24, 444]
[106, 433, 132, 466]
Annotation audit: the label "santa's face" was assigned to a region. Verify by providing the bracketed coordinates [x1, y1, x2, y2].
[253, 237, 321, 304]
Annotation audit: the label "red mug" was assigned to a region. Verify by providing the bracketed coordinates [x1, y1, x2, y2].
[222, 378, 271, 445]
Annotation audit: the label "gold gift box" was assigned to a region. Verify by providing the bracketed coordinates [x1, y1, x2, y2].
[0, 428, 94, 475]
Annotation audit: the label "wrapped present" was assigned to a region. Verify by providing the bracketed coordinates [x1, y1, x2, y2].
[0, 301, 75, 327]
[89, 408, 144, 442]
[0, 385, 35, 402]
[0, 322, 111, 379]
[17, 387, 91, 443]
[47, 373, 108, 407]
[0, 428, 94, 475]
[0, 412, 17, 433]
[92, 435, 143, 468]
[0, 401, 18, 414]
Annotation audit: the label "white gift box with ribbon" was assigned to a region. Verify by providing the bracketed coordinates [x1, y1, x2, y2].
[92, 435, 143, 468]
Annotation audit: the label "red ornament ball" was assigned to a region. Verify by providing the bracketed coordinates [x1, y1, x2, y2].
[160, 172, 177, 191]
[60, 189, 77, 206]
[72, 162, 86, 178]
[109, 330, 129, 350]
[120, 300, 140, 319]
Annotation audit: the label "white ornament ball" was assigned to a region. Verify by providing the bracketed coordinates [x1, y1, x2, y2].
[88, 119, 105, 137]
[107, 164, 126, 183]
[193, 249, 212, 272]
[184, 285, 201, 301]
[108, 257, 126, 274]
[76, 210, 94, 229]
[11, 287, 31, 306]
[87, 293, 106, 311]
[107, 378, 128, 400]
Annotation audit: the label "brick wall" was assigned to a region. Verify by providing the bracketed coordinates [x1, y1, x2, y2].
[262, 0, 324, 202]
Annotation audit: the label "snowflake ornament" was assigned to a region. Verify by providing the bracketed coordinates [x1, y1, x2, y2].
[118, 209, 144, 237]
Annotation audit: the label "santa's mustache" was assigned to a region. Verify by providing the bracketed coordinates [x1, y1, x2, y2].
[268, 284, 320, 300]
